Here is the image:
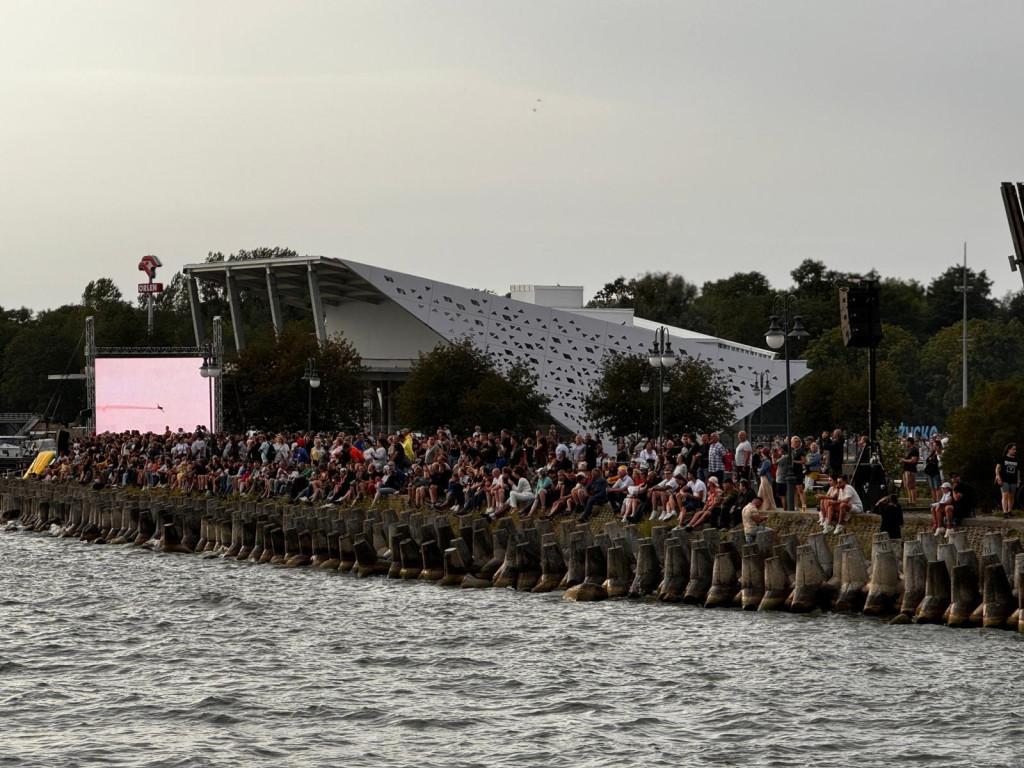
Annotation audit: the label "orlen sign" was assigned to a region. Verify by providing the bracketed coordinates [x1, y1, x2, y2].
[138, 254, 163, 294]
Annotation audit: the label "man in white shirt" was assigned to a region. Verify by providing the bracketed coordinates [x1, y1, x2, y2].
[823, 475, 863, 534]
[734, 431, 752, 482]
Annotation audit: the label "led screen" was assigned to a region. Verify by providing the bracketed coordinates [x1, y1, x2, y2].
[95, 357, 211, 434]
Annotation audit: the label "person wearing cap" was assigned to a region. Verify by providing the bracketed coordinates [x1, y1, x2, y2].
[682, 474, 721, 530]
[607, 465, 633, 518]
[930, 481, 955, 534]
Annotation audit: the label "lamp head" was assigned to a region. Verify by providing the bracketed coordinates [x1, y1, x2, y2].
[788, 315, 810, 340]
[764, 315, 785, 350]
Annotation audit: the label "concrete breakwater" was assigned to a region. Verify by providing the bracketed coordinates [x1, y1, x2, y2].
[3, 479, 1024, 631]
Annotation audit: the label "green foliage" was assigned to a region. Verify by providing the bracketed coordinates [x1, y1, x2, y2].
[943, 379, 1024, 512]
[587, 272, 699, 329]
[396, 338, 550, 435]
[690, 272, 774, 346]
[877, 422, 903, 483]
[223, 323, 366, 433]
[583, 352, 733, 439]
[925, 265, 996, 335]
[792, 325, 913, 434]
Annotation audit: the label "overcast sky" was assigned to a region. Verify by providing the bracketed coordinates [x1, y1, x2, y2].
[3, 1, 1024, 312]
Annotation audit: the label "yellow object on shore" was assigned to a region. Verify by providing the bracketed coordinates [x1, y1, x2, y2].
[24, 451, 55, 478]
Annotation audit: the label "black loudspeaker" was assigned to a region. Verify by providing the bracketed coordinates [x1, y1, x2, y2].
[57, 429, 71, 456]
[839, 286, 882, 348]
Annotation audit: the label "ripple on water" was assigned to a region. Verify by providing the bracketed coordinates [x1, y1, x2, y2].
[2, 529, 1023, 767]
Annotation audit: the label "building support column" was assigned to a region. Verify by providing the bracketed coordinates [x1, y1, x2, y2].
[307, 264, 327, 346]
[265, 265, 284, 338]
[226, 269, 246, 352]
[185, 271, 205, 347]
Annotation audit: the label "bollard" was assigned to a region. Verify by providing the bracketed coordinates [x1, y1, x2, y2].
[758, 556, 791, 612]
[398, 537, 423, 580]
[1002, 539, 1023, 596]
[533, 540, 568, 593]
[515, 540, 543, 592]
[946, 561, 981, 628]
[353, 536, 387, 577]
[658, 543, 689, 603]
[683, 543, 713, 605]
[560, 531, 588, 590]
[627, 541, 661, 599]
[835, 548, 870, 613]
[440, 546, 468, 587]
[564, 545, 609, 602]
[740, 545, 766, 611]
[893, 552, 926, 623]
[705, 551, 739, 608]
[982, 563, 1015, 629]
[603, 546, 633, 598]
[864, 544, 901, 616]
[419, 539, 445, 581]
[790, 545, 827, 613]
[492, 532, 521, 589]
[806, 533, 834, 581]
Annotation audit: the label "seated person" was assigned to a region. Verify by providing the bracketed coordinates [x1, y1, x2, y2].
[931, 482, 954, 534]
[607, 466, 633, 514]
[650, 469, 680, 521]
[527, 467, 554, 517]
[742, 496, 772, 544]
[674, 470, 707, 527]
[578, 467, 610, 523]
[817, 476, 840, 527]
[620, 469, 654, 524]
[949, 472, 976, 526]
[822, 475, 863, 535]
[683, 475, 721, 530]
[491, 467, 534, 519]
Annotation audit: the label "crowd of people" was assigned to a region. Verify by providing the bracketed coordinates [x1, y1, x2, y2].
[19, 423, 1018, 539]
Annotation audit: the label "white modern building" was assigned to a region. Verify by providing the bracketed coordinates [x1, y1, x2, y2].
[183, 256, 808, 436]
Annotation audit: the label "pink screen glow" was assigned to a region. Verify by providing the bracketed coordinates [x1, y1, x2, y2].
[94, 357, 211, 434]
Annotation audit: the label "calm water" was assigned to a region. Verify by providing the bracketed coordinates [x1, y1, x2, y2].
[2, 530, 1023, 768]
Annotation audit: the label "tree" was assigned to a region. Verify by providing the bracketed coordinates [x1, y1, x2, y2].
[918, 318, 1024, 421]
[690, 271, 775, 346]
[223, 323, 366, 432]
[943, 378, 1024, 513]
[878, 277, 928, 339]
[924, 265, 996, 335]
[583, 352, 733, 439]
[787, 259, 849, 339]
[587, 272, 699, 328]
[396, 338, 550, 435]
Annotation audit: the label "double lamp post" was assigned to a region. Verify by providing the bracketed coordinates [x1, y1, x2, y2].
[640, 326, 678, 450]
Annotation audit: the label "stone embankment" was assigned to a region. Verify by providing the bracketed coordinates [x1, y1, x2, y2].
[3, 479, 1024, 631]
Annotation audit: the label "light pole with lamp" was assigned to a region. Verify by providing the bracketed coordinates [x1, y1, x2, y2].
[764, 296, 809, 510]
[302, 358, 320, 434]
[751, 369, 772, 440]
[647, 327, 678, 449]
[199, 346, 222, 434]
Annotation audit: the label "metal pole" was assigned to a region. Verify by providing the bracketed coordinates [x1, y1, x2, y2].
[960, 243, 969, 407]
[308, 382, 312, 433]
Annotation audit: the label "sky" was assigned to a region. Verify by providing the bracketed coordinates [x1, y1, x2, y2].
[3, 1, 1024, 312]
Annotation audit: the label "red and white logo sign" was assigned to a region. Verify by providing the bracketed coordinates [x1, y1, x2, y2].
[138, 254, 162, 281]
[138, 282, 164, 294]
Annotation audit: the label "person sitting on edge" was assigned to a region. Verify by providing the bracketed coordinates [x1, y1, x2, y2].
[949, 472, 976, 527]
[619, 469, 654, 524]
[578, 467, 610, 523]
[525, 466, 553, 517]
[606, 465, 633, 516]
[742, 496, 772, 544]
[649, 468, 679, 521]
[545, 470, 577, 519]
[683, 475, 721, 531]
[816, 476, 840, 528]
[490, 466, 534, 520]
[931, 481, 954, 535]
[675, 469, 707, 527]
[822, 474, 863, 535]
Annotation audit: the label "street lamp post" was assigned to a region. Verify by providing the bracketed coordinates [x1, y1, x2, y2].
[302, 357, 320, 434]
[647, 326, 678, 450]
[764, 296, 809, 510]
[751, 370, 772, 441]
[199, 346, 222, 434]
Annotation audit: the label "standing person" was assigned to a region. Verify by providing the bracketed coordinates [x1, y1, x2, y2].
[707, 432, 726, 485]
[733, 431, 752, 483]
[923, 436, 942, 502]
[901, 437, 920, 505]
[790, 436, 807, 512]
[996, 443, 1020, 518]
[756, 447, 777, 511]
[822, 429, 845, 479]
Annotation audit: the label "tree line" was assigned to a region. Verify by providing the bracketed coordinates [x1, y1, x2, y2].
[588, 258, 1024, 432]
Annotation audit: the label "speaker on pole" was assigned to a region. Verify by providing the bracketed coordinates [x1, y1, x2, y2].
[839, 285, 882, 348]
